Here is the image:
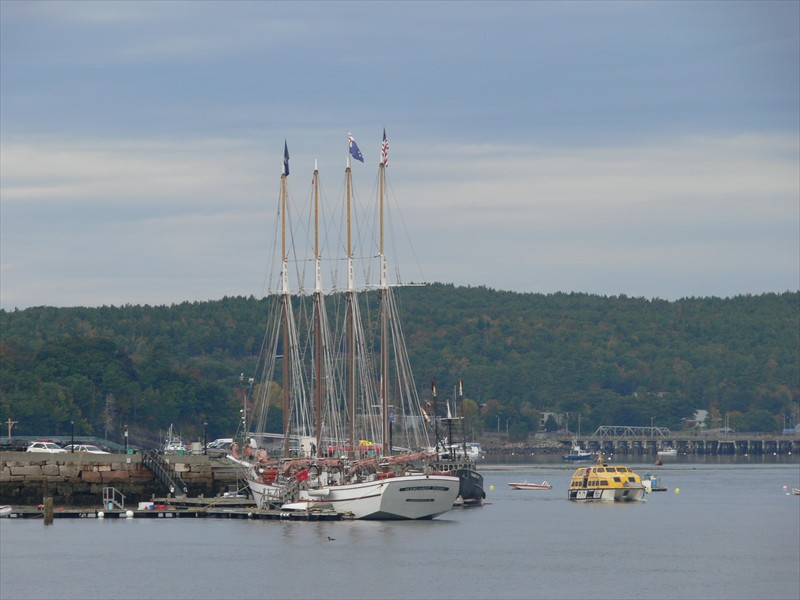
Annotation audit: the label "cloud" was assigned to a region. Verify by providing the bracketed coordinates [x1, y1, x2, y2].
[1, 131, 797, 309]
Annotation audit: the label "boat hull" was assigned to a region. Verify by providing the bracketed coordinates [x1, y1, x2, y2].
[508, 482, 551, 490]
[567, 486, 646, 502]
[444, 467, 485, 505]
[301, 474, 460, 520]
[562, 454, 596, 461]
[248, 473, 460, 520]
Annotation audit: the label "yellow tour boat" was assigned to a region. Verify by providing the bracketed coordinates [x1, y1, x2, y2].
[568, 454, 647, 502]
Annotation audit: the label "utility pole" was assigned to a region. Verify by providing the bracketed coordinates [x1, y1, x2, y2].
[6, 417, 18, 439]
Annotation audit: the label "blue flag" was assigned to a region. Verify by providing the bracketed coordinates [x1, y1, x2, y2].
[348, 132, 364, 163]
[283, 141, 290, 176]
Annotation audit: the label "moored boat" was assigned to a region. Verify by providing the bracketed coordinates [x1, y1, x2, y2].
[429, 380, 485, 506]
[642, 473, 667, 492]
[239, 132, 459, 520]
[0, 505, 12, 517]
[562, 442, 596, 461]
[508, 481, 552, 490]
[568, 454, 646, 502]
[657, 446, 677, 457]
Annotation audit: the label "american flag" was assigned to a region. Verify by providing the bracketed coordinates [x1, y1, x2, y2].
[381, 128, 389, 167]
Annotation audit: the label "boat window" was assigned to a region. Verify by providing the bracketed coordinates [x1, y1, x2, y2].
[596, 468, 606, 473]
[613, 477, 621, 482]
[618, 467, 628, 473]
[600, 480, 609, 486]
[628, 476, 636, 482]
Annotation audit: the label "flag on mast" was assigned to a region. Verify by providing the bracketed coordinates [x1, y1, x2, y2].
[283, 141, 290, 176]
[348, 131, 364, 162]
[381, 128, 389, 167]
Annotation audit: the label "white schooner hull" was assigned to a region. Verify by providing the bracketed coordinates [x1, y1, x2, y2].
[248, 473, 460, 520]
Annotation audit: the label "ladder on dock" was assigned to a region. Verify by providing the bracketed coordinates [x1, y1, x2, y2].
[103, 486, 126, 509]
[142, 450, 189, 498]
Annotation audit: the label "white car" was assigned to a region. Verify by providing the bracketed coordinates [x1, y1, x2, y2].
[26, 441, 67, 453]
[62, 444, 109, 454]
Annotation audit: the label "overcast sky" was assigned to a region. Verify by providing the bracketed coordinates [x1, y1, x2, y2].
[1, 1, 798, 310]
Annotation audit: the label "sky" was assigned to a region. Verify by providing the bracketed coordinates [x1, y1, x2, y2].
[1, 1, 798, 310]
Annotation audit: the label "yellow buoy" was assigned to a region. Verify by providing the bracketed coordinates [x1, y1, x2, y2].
[674, 487, 681, 494]
[489, 485, 494, 491]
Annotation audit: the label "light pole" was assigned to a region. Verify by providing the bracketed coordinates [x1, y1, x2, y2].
[506, 417, 511, 437]
[496, 415, 500, 435]
[124, 424, 128, 453]
[203, 422, 208, 455]
[70, 420, 74, 452]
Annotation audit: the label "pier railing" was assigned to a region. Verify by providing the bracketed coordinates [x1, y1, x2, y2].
[142, 450, 188, 498]
[103, 486, 126, 509]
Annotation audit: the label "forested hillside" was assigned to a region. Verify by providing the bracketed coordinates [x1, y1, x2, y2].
[1, 285, 797, 446]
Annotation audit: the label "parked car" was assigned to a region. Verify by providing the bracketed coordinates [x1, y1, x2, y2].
[206, 438, 234, 457]
[26, 441, 66, 453]
[62, 444, 110, 454]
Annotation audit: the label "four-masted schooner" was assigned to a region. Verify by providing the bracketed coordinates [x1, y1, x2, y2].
[236, 131, 459, 519]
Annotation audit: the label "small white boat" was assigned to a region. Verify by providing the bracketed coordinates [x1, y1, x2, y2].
[280, 500, 335, 512]
[657, 447, 677, 457]
[792, 488, 800, 496]
[0, 505, 12, 517]
[508, 481, 552, 490]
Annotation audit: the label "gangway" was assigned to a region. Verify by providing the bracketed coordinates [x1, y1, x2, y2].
[102, 486, 126, 509]
[142, 449, 188, 498]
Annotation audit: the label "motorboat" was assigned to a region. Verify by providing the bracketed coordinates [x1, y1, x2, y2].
[568, 454, 646, 502]
[657, 446, 677, 457]
[562, 442, 596, 461]
[642, 474, 667, 492]
[508, 481, 552, 490]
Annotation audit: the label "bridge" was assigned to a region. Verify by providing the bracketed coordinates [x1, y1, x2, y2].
[564, 426, 799, 455]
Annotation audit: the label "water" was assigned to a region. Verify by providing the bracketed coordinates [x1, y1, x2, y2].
[2, 460, 798, 600]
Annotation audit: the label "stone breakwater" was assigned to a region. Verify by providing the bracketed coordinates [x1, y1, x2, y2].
[0, 452, 240, 506]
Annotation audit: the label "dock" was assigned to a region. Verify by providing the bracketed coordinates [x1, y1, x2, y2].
[2, 503, 352, 521]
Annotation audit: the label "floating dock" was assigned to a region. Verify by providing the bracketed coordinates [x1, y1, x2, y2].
[2, 497, 352, 521]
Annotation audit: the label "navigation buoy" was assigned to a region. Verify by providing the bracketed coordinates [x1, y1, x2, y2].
[674, 487, 681, 495]
[97, 511, 105, 518]
[489, 485, 494, 491]
[125, 510, 134, 518]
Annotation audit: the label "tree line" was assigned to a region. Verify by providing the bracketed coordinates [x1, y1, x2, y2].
[1, 285, 797, 446]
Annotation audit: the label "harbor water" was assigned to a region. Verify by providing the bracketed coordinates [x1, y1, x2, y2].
[1, 458, 798, 600]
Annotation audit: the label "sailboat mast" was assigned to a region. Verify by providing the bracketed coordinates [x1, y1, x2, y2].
[379, 152, 390, 455]
[313, 160, 323, 456]
[346, 155, 356, 458]
[432, 380, 439, 448]
[281, 159, 291, 459]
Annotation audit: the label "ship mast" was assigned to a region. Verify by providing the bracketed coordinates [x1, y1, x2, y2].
[280, 142, 291, 459]
[346, 152, 356, 458]
[313, 160, 323, 457]
[379, 137, 390, 455]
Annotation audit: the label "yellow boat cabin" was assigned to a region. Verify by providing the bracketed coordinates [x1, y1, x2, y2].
[568, 456, 647, 502]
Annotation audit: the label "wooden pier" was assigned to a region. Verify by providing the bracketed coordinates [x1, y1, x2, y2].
[2, 502, 352, 521]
